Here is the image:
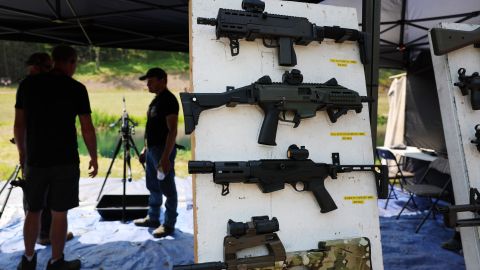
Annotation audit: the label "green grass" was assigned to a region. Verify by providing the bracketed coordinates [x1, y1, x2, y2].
[0, 87, 16, 127]
[377, 88, 390, 117]
[0, 87, 18, 180]
[76, 51, 189, 80]
[82, 90, 184, 126]
[0, 87, 190, 180]
[375, 68, 402, 146]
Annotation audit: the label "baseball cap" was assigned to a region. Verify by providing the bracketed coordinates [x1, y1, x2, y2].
[25, 52, 51, 67]
[139, 67, 167, 80]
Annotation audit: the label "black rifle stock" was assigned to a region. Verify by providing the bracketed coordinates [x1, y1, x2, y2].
[188, 145, 388, 213]
[430, 26, 480, 56]
[181, 70, 370, 146]
[197, 0, 369, 66]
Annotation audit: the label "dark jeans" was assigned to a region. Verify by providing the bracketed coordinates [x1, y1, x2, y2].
[145, 146, 178, 228]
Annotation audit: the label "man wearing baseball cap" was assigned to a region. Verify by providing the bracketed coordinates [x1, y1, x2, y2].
[134, 67, 179, 238]
[25, 52, 52, 75]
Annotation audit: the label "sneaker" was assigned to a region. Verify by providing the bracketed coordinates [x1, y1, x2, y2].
[17, 253, 36, 270]
[152, 225, 175, 238]
[37, 232, 75, 246]
[46, 255, 81, 270]
[441, 238, 462, 253]
[133, 217, 160, 228]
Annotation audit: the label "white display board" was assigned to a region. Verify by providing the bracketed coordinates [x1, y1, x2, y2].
[190, 1, 383, 269]
[429, 22, 480, 270]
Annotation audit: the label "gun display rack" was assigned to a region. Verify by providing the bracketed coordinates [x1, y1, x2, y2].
[430, 22, 480, 270]
[190, 0, 384, 268]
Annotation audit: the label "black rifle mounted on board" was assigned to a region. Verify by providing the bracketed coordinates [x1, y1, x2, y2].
[430, 26, 480, 56]
[454, 68, 480, 110]
[181, 69, 371, 146]
[188, 145, 388, 213]
[439, 188, 480, 228]
[173, 216, 286, 270]
[197, 0, 370, 66]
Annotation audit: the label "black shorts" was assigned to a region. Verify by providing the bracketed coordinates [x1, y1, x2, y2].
[24, 164, 80, 212]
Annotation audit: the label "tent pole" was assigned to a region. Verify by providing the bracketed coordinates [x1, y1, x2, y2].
[362, 0, 380, 150]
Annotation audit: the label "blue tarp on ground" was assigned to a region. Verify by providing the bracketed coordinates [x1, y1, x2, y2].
[0, 178, 194, 270]
[0, 178, 466, 269]
[378, 188, 465, 270]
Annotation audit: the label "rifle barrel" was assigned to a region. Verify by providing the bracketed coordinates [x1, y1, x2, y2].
[173, 261, 226, 270]
[188, 161, 215, 174]
[197, 17, 217, 26]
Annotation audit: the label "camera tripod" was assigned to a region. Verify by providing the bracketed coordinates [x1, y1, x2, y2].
[97, 97, 144, 223]
[0, 164, 23, 220]
[0, 139, 25, 220]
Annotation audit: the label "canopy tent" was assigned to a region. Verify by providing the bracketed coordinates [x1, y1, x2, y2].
[383, 51, 447, 155]
[321, 0, 480, 69]
[0, 0, 188, 52]
[2, 0, 478, 61]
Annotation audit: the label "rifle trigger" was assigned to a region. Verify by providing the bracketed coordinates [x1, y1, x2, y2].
[280, 111, 287, 121]
[229, 38, 240, 56]
[262, 38, 278, 48]
[293, 114, 301, 128]
[221, 184, 230, 196]
[293, 182, 306, 192]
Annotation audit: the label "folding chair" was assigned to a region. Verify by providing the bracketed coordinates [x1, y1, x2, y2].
[376, 148, 415, 209]
[395, 157, 452, 233]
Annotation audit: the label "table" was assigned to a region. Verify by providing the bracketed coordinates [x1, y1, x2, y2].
[377, 146, 438, 162]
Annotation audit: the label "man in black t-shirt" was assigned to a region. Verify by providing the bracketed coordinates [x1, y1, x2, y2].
[14, 45, 97, 270]
[22, 52, 75, 247]
[133, 68, 179, 238]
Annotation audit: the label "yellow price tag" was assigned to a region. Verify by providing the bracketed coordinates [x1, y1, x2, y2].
[330, 132, 366, 141]
[344, 196, 375, 205]
[329, 59, 358, 67]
